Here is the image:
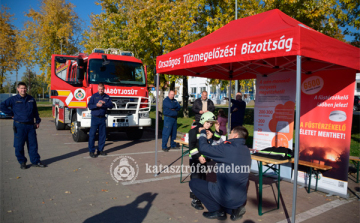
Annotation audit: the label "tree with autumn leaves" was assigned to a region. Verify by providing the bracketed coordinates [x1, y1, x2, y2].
[16, 0, 82, 84]
[0, 7, 18, 92]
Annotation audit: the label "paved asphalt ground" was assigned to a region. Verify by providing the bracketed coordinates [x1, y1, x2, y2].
[1, 118, 359, 223]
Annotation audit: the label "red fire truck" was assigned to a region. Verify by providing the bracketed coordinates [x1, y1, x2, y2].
[51, 48, 151, 142]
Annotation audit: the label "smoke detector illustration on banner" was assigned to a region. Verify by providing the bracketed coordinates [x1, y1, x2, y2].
[276, 121, 289, 133]
[329, 110, 347, 122]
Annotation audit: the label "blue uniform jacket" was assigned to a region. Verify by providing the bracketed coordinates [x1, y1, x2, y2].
[0, 94, 41, 124]
[162, 97, 180, 117]
[88, 92, 113, 116]
[231, 99, 246, 125]
[198, 129, 251, 209]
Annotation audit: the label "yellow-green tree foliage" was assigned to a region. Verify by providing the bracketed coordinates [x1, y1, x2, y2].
[0, 7, 17, 90]
[83, 0, 201, 86]
[18, 0, 82, 83]
[259, 0, 359, 44]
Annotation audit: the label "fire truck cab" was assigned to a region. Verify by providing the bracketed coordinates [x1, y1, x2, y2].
[51, 48, 151, 142]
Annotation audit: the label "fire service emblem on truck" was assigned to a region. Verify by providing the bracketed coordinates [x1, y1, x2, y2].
[74, 89, 86, 101]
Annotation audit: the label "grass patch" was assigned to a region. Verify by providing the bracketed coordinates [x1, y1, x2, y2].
[38, 106, 53, 118]
[350, 115, 359, 156]
[36, 101, 52, 105]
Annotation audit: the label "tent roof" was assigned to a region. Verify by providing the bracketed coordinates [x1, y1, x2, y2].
[156, 9, 360, 80]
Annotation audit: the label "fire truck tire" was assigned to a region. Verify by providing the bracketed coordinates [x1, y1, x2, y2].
[126, 128, 143, 140]
[71, 114, 88, 142]
[55, 109, 66, 130]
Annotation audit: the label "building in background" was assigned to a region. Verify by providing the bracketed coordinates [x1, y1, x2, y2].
[355, 73, 360, 96]
[175, 77, 255, 104]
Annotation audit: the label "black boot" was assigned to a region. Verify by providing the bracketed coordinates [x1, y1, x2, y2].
[230, 205, 246, 221]
[203, 210, 227, 220]
[191, 199, 204, 210]
[20, 162, 27, 169]
[31, 162, 47, 168]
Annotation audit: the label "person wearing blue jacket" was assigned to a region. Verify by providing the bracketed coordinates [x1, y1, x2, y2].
[0, 82, 45, 169]
[162, 90, 181, 152]
[189, 126, 251, 221]
[88, 83, 113, 158]
[226, 93, 246, 130]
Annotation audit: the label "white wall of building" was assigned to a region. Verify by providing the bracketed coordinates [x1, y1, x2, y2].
[175, 77, 226, 104]
[355, 73, 360, 96]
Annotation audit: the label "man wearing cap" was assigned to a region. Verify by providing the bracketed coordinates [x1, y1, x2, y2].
[188, 112, 223, 210]
[0, 82, 46, 169]
[189, 126, 251, 221]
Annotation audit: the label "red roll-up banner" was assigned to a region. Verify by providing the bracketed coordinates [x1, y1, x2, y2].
[296, 69, 355, 196]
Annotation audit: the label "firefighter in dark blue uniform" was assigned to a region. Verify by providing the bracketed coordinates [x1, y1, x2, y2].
[162, 90, 180, 151]
[189, 126, 251, 221]
[0, 82, 45, 169]
[226, 93, 246, 130]
[88, 83, 113, 158]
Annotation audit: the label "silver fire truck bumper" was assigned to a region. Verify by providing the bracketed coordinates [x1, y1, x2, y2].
[106, 114, 151, 127]
[80, 114, 151, 128]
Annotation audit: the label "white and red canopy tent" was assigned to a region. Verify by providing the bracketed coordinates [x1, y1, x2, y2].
[154, 9, 359, 222]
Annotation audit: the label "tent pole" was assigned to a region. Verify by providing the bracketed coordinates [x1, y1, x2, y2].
[234, 0, 238, 94]
[227, 81, 232, 137]
[291, 55, 302, 222]
[155, 72, 160, 177]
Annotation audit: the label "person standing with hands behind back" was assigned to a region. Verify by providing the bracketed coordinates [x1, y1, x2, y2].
[192, 91, 215, 123]
[162, 90, 181, 152]
[88, 83, 113, 158]
[225, 92, 246, 130]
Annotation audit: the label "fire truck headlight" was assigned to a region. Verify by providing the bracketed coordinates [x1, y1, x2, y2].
[139, 112, 149, 119]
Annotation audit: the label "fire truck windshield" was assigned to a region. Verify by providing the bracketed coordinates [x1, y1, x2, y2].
[89, 59, 146, 86]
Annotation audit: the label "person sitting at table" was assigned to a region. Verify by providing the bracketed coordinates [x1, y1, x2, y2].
[189, 126, 251, 221]
[188, 112, 223, 210]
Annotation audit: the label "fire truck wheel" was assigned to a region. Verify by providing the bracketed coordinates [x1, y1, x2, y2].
[55, 109, 66, 130]
[71, 114, 88, 142]
[126, 128, 143, 140]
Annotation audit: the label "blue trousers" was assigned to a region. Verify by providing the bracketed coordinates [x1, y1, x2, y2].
[88, 116, 106, 153]
[189, 179, 223, 212]
[13, 122, 41, 164]
[162, 116, 177, 149]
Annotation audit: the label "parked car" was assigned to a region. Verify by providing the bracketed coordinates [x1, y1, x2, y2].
[354, 95, 360, 111]
[189, 94, 196, 104]
[0, 110, 12, 119]
[175, 94, 182, 105]
[0, 93, 15, 118]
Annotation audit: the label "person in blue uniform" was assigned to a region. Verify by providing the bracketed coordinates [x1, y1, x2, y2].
[226, 93, 246, 130]
[88, 83, 113, 158]
[0, 82, 45, 169]
[189, 126, 251, 221]
[162, 90, 181, 152]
